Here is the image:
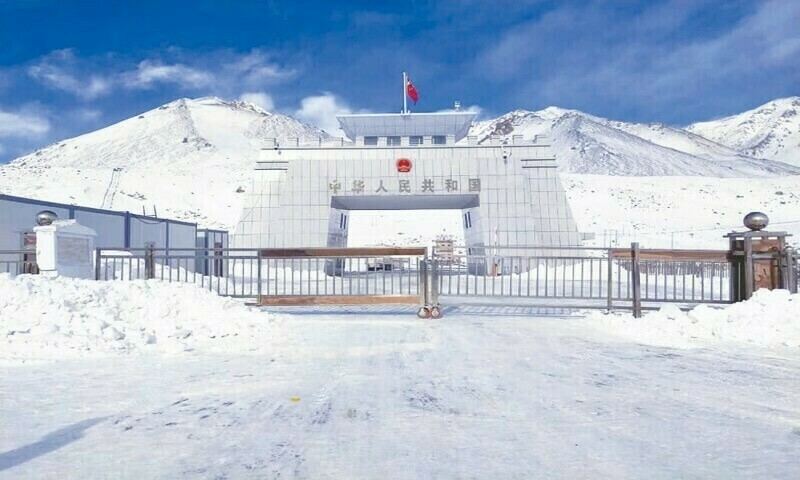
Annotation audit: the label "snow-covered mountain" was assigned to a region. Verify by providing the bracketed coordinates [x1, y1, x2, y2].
[471, 107, 799, 176]
[1, 96, 798, 236]
[687, 97, 800, 167]
[0, 97, 328, 228]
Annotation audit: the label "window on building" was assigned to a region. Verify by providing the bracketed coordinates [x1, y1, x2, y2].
[432, 135, 446, 145]
[464, 212, 472, 229]
[364, 136, 378, 146]
[409, 135, 423, 146]
[387, 136, 401, 146]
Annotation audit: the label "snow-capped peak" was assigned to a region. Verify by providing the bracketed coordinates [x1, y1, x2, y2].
[470, 104, 799, 177]
[0, 97, 331, 228]
[687, 96, 800, 167]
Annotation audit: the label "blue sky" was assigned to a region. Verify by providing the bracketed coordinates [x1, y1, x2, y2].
[0, 0, 798, 162]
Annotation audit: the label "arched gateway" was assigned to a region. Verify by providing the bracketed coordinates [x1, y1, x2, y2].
[232, 111, 582, 250]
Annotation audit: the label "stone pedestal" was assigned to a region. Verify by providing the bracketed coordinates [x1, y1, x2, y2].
[34, 220, 97, 279]
[725, 230, 791, 301]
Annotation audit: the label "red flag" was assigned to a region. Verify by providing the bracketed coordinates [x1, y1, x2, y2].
[406, 78, 419, 105]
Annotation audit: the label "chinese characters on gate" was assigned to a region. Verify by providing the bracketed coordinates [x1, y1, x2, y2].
[328, 178, 481, 194]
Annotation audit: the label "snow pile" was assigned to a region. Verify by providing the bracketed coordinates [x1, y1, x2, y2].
[0, 273, 283, 361]
[590, 289, 800, 348]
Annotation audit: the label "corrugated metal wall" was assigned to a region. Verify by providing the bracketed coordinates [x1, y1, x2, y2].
[0, 194, 217, 251]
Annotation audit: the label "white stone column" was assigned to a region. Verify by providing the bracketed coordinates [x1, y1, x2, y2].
[34, 220, 97, 279]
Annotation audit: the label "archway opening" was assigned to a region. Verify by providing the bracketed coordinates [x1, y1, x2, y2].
[347, 209, 465, 247]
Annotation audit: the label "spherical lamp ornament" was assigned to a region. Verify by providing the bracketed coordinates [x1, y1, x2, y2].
[35, 210, 58, 226]
[743, 211, 769, 231]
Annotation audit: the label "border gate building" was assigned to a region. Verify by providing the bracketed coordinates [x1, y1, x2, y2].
[232, 111, 582, 250]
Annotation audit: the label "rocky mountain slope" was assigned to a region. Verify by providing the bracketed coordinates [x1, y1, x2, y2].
[470, 106, 799, 176]
[0, 97, 328, 228]
[687, 97, 800, 167]
[1, 96, 797, 234]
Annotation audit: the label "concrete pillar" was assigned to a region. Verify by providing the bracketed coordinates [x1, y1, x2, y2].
[34, 220, 97, 279]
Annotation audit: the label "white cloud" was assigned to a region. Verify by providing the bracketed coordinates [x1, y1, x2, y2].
[239, 92, 275, 111]
[70, 108, 102, 123]
[475, 0, 800, 119]
[226, 51, 295, 85]
[0, 109, 50, 138]
[27, 49, 111, 100]
[124, 61, 214, 90]
[25, 48, 296, 100]
[294, 93, 363, 134]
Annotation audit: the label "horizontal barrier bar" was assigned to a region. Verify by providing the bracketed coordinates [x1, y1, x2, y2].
[610, 248, 729, 261]
[447, 245, 610, 251]
[259, 295, 420, 306]
[260, 247, 427, 257]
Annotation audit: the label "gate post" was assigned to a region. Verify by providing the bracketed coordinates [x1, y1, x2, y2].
[782, 246, 797, 293]
[743, 236, 754, 299]
[431, 258, 439, 307]
[95, 248, 102, 280]
[144, 241, 155, 280]
[257, 253, 263, 303]
[418, 257, 428, 308]
[606, 248, 613, 312]
[631, 242, 642, 318]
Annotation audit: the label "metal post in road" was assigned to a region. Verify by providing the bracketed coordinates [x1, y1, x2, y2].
[631, 242, 642, 318]
[417, 257, 430, 318]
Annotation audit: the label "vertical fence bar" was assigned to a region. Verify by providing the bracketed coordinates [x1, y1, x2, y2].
[257, 254, 263, 303]
[419, 258, 428, 308]
[780, 246, 796, 293]
[606, 249, 613, 310]
[94, 249, 102, 280]
[144, 242, 155, 280]
[431, 258, 439, 306]
[631, 242, 642, 318]
[743, 236, 754, 299]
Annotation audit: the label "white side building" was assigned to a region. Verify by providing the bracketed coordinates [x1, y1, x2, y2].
[232, 111, 582, 250]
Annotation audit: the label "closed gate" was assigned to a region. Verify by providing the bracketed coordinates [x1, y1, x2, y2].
[95, 243, 798, 317]
[432, 245, 734, 314]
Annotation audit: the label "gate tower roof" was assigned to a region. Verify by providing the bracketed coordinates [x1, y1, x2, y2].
[336, 112, 477, 143]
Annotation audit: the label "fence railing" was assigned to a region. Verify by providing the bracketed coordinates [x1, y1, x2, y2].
[95, 246, 262, 298]
[0, 250, 38, 276]
[257, 248, 429, 309]
[95, 245, 434, 314]
[782, 247, 799, 294]
[431, 245, 733, 315]
[93, 243, 798, 318]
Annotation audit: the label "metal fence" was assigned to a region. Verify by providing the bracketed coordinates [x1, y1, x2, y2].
[782, 247, 799, 294]
[95, 246, 261, 297]
[93, 243, 799, 318]
[95, 245, 431, 310]
[431, 245, 733, 313]
[256, 248, 428, 308]
[0, 250, 38, 275]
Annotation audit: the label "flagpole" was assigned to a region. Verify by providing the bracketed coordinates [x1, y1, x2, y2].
[402, 72, 408, 114]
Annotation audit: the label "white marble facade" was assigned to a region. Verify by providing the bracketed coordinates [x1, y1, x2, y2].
[233, 112, 582, 250]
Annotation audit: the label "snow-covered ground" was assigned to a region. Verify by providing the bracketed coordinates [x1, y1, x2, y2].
[590, 289, 800, 348]
[0, 274, 283, 362]
[2, 277, 800, 478]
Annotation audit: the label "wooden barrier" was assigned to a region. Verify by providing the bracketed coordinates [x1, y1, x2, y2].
[259, 247, 427, 258]
[610, 248, 729, 261]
